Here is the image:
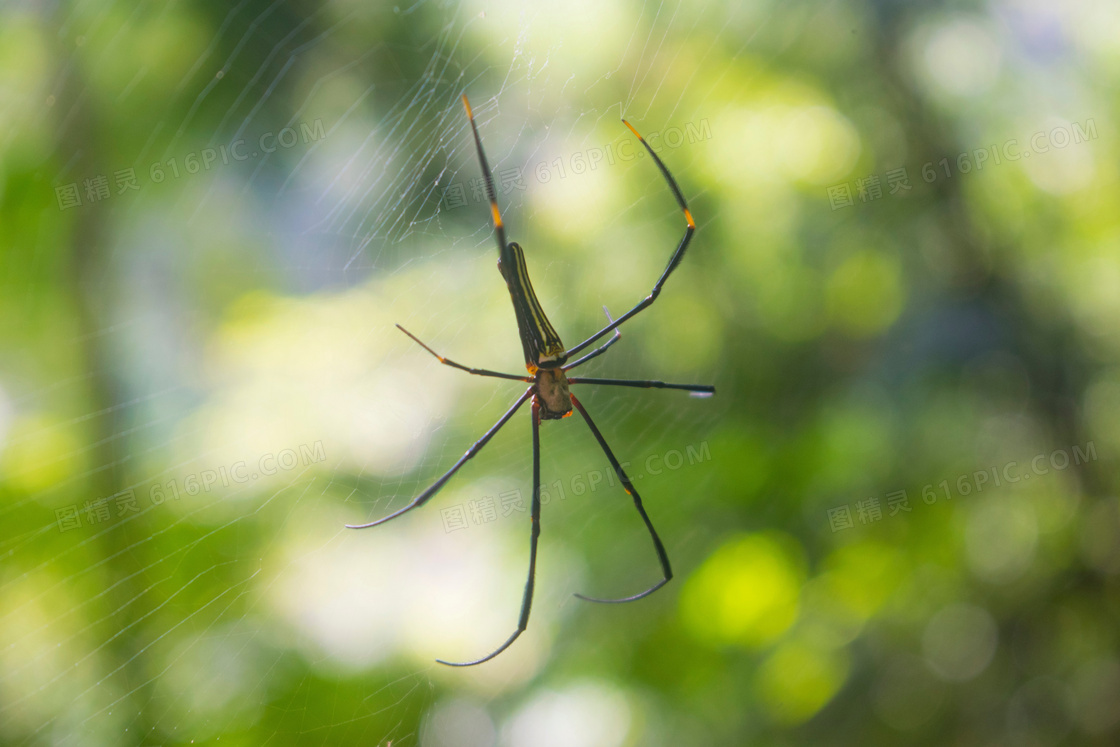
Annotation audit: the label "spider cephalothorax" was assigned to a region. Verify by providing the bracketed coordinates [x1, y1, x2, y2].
[347, 94, 713, 667]
[535, 366, 572, 420]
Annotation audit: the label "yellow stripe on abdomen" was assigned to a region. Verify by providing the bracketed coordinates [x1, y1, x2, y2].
[501, 243, 566, 367]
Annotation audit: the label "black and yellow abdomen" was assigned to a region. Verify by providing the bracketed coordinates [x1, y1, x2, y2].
[499, 242, 567, 371]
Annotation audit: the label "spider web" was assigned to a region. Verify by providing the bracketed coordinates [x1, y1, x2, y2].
[0, 0, 787, 744]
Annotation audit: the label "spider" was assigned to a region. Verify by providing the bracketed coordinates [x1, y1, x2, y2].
[347, 95, 714, 666]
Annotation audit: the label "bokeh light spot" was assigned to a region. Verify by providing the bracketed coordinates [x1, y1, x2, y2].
[755, 638, 849, 725]
[1, 414, 84, 494]
[681, 533, 806, 648]
[503, 682, 630, 747]
[825, 250, 905, 336]
[922, 603, 998, 682]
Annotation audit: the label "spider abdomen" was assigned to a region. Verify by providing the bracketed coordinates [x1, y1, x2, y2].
[500, 242, 567, 370]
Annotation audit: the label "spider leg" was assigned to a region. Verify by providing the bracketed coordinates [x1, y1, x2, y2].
[346, 388, 533, 529]
[461, 94, 508, 256]
[568, 394, 672, 603]
[438, 398, 543, 666]
[563, 119, 696, 359]
[568, 376, 714, 395]
[563, 307, 621, 371]
[397, 325, 531, 382]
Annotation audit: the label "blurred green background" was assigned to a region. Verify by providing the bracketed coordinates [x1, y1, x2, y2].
[2, 0, 1119, 744]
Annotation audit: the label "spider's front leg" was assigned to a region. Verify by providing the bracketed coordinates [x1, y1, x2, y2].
[345, 388, 532, 530]
[568, 393, 673, 603]
[437, 398, 545, 666]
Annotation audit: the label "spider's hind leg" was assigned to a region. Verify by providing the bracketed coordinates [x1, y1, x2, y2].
[564, 307, 621, 371]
